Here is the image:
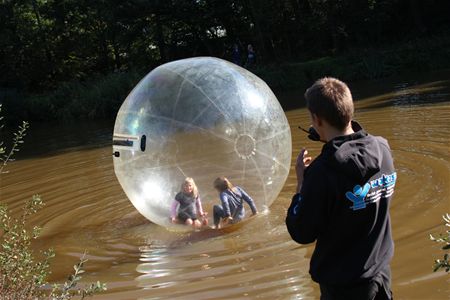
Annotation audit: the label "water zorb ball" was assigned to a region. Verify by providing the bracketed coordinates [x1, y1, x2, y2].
[113, 57, 291, 229]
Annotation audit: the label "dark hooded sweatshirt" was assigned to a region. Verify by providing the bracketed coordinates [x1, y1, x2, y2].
[286, 122, 396, 286]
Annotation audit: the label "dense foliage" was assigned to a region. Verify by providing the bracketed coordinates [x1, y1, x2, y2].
[1, 0, 449, 92]
[1, 1, 449, 122]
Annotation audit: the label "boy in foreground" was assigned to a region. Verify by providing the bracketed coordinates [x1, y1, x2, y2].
[286, 77, 396, 300]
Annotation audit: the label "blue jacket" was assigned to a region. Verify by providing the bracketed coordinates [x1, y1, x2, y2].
[220, 187, 257, 221]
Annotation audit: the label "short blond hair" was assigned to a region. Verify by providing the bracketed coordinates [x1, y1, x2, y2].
[305, 77, 354, 130]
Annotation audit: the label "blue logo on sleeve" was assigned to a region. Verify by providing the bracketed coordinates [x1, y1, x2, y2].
[345, 183, 371, 210]
[293, 195, 302, 215]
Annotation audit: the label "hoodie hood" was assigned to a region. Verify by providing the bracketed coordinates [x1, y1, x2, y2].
[322, 121, 383, 182]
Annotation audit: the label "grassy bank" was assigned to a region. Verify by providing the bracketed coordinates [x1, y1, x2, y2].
[254, 34, 450, 92]
[1, 70, 143, 123]
[2, 34, 450, 123]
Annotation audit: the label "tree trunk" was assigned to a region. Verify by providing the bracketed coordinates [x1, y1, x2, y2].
[409, 0, 426, 34]
[31, 0, 53, 67]
[154, 14, 167, 63]
[246, 0, 268, 61]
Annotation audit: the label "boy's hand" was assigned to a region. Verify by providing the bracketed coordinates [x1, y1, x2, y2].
[296, 148, 312, 193]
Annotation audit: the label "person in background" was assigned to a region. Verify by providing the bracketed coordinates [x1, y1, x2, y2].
[171, 177, 207, 229]
[245, 44, 255, 68]
[286, 77, 396, 300]
[212, 177, 258, 228]
[232, 43, 241, 66]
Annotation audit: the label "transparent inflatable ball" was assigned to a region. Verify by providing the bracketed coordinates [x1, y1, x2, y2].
[113, 57, 292, 229]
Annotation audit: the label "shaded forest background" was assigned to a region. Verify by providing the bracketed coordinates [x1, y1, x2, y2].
[1, 0, 450, 121]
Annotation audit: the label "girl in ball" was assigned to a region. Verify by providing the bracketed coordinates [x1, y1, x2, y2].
[212, 177, 258, 228]
[170, 177, 207, 229]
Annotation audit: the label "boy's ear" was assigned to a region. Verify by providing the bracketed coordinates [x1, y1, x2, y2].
[312, 113, 323, 126]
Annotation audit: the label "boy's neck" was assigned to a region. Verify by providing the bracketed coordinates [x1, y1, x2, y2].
[324, 123, 354, 142]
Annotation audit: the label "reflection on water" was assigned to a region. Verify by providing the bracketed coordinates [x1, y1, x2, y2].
[134, 222, 314, 299]
[1, 72, 449, 299]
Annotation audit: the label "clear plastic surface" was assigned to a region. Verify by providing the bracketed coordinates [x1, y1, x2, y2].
[113, 57, 291, 229]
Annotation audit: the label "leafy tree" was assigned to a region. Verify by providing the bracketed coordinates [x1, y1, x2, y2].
[1, 0, 450, 121]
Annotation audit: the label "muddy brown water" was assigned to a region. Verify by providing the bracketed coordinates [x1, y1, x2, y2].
[1, 72, 450, 299]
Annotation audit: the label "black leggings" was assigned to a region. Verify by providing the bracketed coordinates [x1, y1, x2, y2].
[213, 205, 226, 226]
[177, 211, 197, 223]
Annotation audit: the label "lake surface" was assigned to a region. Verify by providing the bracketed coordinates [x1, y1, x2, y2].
[1, 71, 449, 299]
